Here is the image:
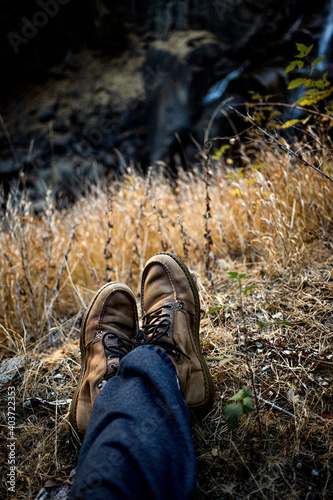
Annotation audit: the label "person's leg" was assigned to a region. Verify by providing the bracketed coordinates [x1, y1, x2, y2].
[69, 282, 139, 437]
[69, 252, 215, 500]
[70, 345, 197, 500]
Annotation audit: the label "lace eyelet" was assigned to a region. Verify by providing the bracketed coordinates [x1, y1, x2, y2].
[98, 380, 107, 390]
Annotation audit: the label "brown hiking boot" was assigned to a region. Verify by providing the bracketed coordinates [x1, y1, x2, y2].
[69, 282, 139, 437]
[138, 252, 215, 417]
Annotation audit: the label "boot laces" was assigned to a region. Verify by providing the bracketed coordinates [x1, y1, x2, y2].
[136, 304, 189, 360]
[101, 331, 134, 380]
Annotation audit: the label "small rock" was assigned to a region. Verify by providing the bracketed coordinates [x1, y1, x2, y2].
[34, 469, 76, 500]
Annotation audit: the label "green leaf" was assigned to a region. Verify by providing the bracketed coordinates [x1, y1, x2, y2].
[256, 320, 292, 328]
[312, 76, 330, 90]
[256, 320, 271, 328]
[280, 119, 300, 129]
[242, 386, 252, 398]
[242, 285, 256, 295]
[227, 271, 239, 279]
[248, 90, 263, 101]
[224, 402, 243, 430]
[212, 144, 231, 160]
[296, 88, 333, 105]
[311, 55, 325, 66]
[206, 305, 236, 315]
[288, 78, 312, 90]
[225, 173, 244, 179]
[243, 396, 255, 414]
[238, 273, 246, 280]
[206, 306, 224, 315]
[285, 60, 304, 73]
[302, 114, 311, 125]
[229, 389, 245, 402]
[295, 43, 313, 59]
[218, 356, 235, 367]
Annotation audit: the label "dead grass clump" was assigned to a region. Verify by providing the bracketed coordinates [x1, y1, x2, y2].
[0, 137, 333, 498]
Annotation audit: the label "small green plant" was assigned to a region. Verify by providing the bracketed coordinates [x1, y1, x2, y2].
[227, 272, 256, 310]
[206, 272, 255, 315]
[212, 144, 230, 161]
[225, 167, 244, 180]
[224, 386, 254, 430]
[246, 42, 333, 132]
[282, 43, 333, 128]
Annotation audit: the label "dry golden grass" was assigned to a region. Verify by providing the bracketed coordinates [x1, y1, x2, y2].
[0, 134, 333, 499]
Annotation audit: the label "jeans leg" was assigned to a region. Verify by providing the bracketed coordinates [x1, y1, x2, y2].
[69, 345, 197, 500]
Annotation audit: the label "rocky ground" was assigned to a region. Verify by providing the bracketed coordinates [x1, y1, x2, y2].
[1, 30, 222, 210]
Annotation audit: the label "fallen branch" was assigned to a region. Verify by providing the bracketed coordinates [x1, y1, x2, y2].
[257, 396, 295, 419]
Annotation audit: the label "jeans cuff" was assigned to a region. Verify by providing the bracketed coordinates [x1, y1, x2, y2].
[139, 345, 184, 398]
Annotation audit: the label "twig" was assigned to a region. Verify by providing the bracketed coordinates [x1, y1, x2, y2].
[178, 215, 189, 264]
[246, 354, 263, 439]
[257, 396, 295, 419]
[44, 192, 53, 321]
[81, 254, 101, 288]
[244, 100, 333, 122]
[204, 96, 235, 144]
[14, 270, 28, 340]
[104, 188, 115, 284]
[231, 107, 333, 183]
[19, 222, 39, 337]
[152, 201, 167, 252]
[203, 142, 214, 284]
[46, 224, 75, 332]
[230, 440, 267, 499]
[242, 326, 263, 438]
[127, 167, 152, 282]
[218, 215, 233, 256]
[65, 259, 86, 309]
[247, 334, 333, 367]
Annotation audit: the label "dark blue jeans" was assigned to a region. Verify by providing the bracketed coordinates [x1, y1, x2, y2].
[69, 345, 197, 500]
